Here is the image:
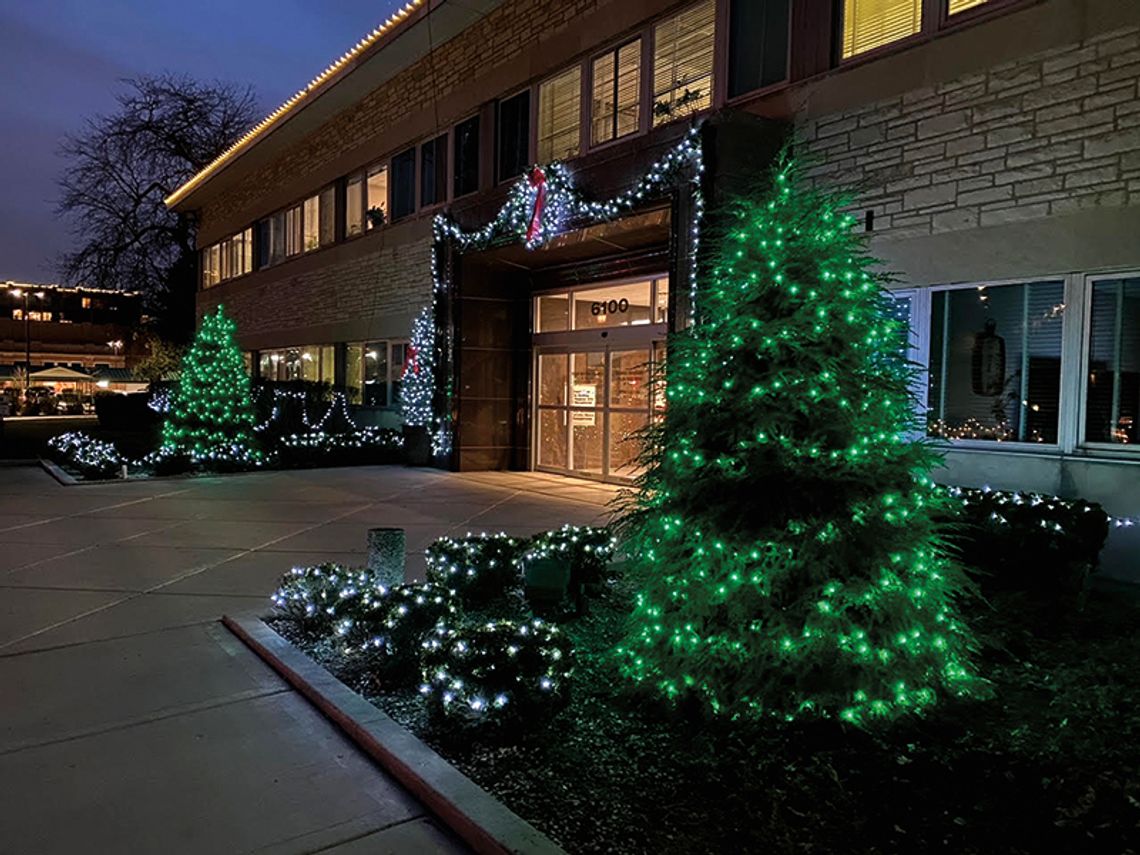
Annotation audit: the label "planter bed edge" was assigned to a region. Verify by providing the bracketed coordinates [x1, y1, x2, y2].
[222, 612, 566, 855]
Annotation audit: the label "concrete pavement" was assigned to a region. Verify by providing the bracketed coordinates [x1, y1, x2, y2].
[0, 465, 614, 854]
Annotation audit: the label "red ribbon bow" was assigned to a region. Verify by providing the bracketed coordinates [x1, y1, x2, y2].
[405, 344, 419, 376]
[526, 166, 546, 243]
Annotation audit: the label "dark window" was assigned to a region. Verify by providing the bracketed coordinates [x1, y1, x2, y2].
[496, 91, 531, 183]
[257, 213, 285, 269]
[453, 115, 480, 197]
[391, 148, 416, 220]
[728, 0, 790, 98]
[421, 134, 448, 207]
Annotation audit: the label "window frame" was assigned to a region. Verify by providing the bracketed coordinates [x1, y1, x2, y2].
[1076, 270, 1140, 454]
[588, 36, 646, 151]
[495, 88, 533, 185]
[536, 66, 584, 165]
[650, 0, 718, 128]
[722, 0, 792, 104]
[355, 339, 411, 408]
[905, 276, 1073, 452]
[420, 132, 450, 210]
[452, 113, 482, 199]
[389, 148, 417, 221]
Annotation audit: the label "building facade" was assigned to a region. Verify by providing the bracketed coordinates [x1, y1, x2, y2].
[0, 281, 143, 392]
[169, 0, 1140, 578]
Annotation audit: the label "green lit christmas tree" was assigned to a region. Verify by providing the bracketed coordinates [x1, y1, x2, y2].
[615, 153, 979, 725]
[161, 305, 257, 461]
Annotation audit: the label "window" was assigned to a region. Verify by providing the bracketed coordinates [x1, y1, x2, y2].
[592, 39, 641, 145]
[948, 0, 991, 13]
[421, 134, 448, 207]
[1084, 276, 1140, 445]
[496, 90, 531, 182]
[319, 186, 336, 247]
[652, 1, 715, 126]
[258, 212, 285, 268]
[213, 229, 254, 284]
[202, 244, 220, 288]
[346, 172, 365, 237]
[453, 115, 480, 197]
[366, 164, 388, 229]
[258, 345, 335, 383]
[285, 203, 303, 257]
[302, 195, 321, 252]
[391, 149, 416, 220]
[538, 67, 582, 163]
[728, 0, 790, 97]
[842, 0, 922, 59]
[351, 340, 409, 407]
[535, 278, 668, 333]
[927, 281, 1064, 443]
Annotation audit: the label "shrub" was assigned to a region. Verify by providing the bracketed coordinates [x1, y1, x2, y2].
[522, 525, 617, 587]
[274, 427, 404, 469]
[46, 431, 123, 479]
[93, 392, 158, 430]
[271, 563, 378, 636]
[943, 486, 1110, 614]
[425, 532, 528, 605]
[419, 618, 574, 725]
[332, 582, 458, 682]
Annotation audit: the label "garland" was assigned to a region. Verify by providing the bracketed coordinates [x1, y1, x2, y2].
[420, 125, 706, 461]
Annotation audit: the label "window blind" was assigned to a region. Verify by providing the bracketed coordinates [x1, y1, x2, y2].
[653, 0, 715, 126]
[948, 0, 990, 14]
[842, 0, 922, 59]
[538, 66, 582, 163]
[592, 39, 641, 145]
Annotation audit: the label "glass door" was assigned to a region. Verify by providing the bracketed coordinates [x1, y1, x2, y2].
[535, 345, 659, 482]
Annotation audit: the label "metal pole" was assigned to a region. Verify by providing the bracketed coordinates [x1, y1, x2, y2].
[23, 292, 30, 390]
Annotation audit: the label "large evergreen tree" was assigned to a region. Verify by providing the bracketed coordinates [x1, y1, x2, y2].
[615, 153, 979, 725]
[162, 305, 256, 458]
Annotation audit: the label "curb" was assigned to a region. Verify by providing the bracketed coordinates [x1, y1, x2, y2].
[39, 458, 78, 485]
[223, 613, 567, 855]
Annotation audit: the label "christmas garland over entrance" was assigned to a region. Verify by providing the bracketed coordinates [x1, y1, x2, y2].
[403, 125, 706, 462]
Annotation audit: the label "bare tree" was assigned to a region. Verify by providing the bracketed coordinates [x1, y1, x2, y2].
[57, 74, 258, 340]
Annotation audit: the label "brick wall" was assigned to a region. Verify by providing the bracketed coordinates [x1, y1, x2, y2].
[799, 24, 1140, 242]
[198, 232, 433, 347]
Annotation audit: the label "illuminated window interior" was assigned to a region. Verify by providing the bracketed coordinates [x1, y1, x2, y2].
[842, 0, 922, 59]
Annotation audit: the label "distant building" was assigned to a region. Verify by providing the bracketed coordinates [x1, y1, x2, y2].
[0, 281, 144, 392]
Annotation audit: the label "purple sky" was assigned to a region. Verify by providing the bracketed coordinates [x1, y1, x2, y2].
[0, 0, 408, 283]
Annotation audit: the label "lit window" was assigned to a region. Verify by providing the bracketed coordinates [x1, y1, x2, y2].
[538, 67, 582, 163]
[202, 244, 220, 288]
[948, 0, 990, 13]
[302, 195, 320, 252]
[356, 340, 410, 406]
[728, 0, 790, 97]
[81, 297, 92, 309]
[1085, 277, 1140, 445]
[285, 204, 303, 257]
[842, 0, 922, 60]
[592, 39, 641, 145]
[346, 172, 365, 237]
[927, 281, 1064, 443]
[652, 1, 715, 126]
[366, 164, 388, 229]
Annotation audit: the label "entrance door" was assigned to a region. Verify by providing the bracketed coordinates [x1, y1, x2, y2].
[535, 344, 662, 482]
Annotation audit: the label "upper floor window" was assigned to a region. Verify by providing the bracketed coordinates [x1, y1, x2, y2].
[421, 133, 448, 207]
[346, 172, 365, 237]
[948, 0, 991, 13]
[841, 0, 922, 59]
[728, 0, 790, 98]
[1085, 276, 1140, 445]
[367, 164, 389, 229]
[538, 67, 582, 163]
[202, 228, 252, 288]
[258, 212, 285, 268]
[496, 90, 531, 182]
[592, 40, 641, 146]
[391, 148, 416, 220]
[454, 115, 480, 197]
[285, 203, 303, 257]
[652, 0, 715, 126]
[299, 187, 335, 253]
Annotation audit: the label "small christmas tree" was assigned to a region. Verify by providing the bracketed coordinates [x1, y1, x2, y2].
[615, 152, 979, 725]
[162, 305, 257, 459]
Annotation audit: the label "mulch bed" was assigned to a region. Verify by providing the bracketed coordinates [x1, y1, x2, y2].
[273, 584, 1140, 854]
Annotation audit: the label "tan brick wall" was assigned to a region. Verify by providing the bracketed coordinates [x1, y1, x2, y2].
[799, 24, 1140, 241]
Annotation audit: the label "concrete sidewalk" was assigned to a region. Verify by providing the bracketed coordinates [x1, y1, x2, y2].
[0, 465, 613, 853]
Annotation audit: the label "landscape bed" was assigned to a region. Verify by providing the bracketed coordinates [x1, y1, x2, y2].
[264, 501, 1139, 855]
